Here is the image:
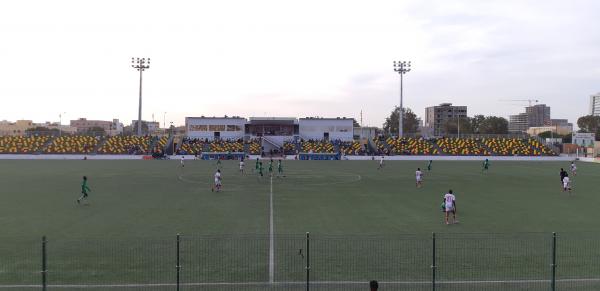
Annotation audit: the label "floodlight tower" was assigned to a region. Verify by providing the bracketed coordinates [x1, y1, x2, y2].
[131, 57, 151, 136]
[393, 61, 411, 138]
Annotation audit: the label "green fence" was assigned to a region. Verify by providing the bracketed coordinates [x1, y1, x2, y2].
[1, 233, 600, 290]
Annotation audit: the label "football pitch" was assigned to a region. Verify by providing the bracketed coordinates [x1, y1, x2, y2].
[1, 159, 600, 290]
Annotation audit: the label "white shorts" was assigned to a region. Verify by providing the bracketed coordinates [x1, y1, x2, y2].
[445, 204, 454, 212]
[215, 179, 221, 186]
[563, 183, 569, 189]
[416, 177, 422, 182]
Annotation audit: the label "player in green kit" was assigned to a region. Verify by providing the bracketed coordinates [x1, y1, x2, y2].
[427, 160, 432, 171]
[258, 161, 264, 177]
[216, 157, 222, 169]
[77, 176, 91, 205]
[268, 159, 274, 177]
[254, 158, 259, 173]
[482, 158, 490, 172]
[277, 160, 284, 177]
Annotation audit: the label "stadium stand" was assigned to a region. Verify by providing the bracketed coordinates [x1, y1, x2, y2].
[482, 138, 556, 156]
[44, 135, 99, 154]
[379, 137, 437, 155]
[529, 139, 557, 156]
[178, 138, 207, 155]
[209, 139, 244, 152]
[0, 135, 50, 154]
[372, 136, 555, 156]
[247, 139, 261, 155]
[436, 137, 491, 156]
[301, 139, 334, 153]
[283, 141, 297, 155]
[338, 140, 365, 155]
[97, 135, 152, 154]
[152, 136, 168, 154]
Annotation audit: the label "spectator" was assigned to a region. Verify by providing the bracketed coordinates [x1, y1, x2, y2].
[370, 280, 378, 291]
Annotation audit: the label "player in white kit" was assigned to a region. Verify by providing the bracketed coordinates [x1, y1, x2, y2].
[180, 156, 185, 167]
[212, 169, 222, 192]
[562, 174, 572, 193]
[377, 156, 384, 170]
[239, 159, 245, 174]
[443, 190, 457, 225]
[570, 162, 577, 176]
[415, 168, 423, 188]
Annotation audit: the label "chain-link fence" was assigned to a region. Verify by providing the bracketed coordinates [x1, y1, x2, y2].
[1, 233, 599, 290]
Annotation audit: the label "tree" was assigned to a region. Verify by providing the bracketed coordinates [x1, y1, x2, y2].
[577, 115, 600, 139]
[470, 115, 486, 134]
[383, 106, 420, 135]
[443, 117, 473, 135]
[479, 116, 508, 134]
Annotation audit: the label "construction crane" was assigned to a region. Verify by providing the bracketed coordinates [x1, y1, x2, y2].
[499, 99, 540, 106]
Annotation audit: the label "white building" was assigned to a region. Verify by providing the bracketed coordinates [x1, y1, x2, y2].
[573, 133, 595, 147]
[298, 117, 354, 141]
[185, 117, 246, 140]
[590, 93, 600, 116]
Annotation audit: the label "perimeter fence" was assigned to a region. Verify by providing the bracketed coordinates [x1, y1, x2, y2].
[2, 232, 600, 290]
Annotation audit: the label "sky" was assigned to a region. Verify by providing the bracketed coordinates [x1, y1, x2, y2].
[1, 0, 599, 128]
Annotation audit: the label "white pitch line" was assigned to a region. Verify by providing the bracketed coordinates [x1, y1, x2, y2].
[3, 278, 600, 288]
[268, 175, 275, 284]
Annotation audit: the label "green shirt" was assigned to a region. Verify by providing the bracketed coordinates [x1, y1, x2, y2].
[81, 180, 90, 193]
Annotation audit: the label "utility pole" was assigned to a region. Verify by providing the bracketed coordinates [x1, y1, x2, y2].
[131, 57, 150, 136]
[360, 110, 363, 127]
[393, 61, 411, 138]
[59, 112, 66, 137]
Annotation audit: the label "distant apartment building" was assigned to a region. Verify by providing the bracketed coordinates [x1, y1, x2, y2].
[509, 104, 551, 133]
[0, 120, 33, 136]
[590, 93, 600, 116]
[0, 120, 77, 136]
[546, 119, 572, 127]
[525, 104, 551, 127]
[508, 113, 529, 133]
[71, 118, 122, 133]
[131, 120, 160, 134]
[424, 103, 467, 136]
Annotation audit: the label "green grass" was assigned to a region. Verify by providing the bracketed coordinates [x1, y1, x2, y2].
[1, 159, 600, 290]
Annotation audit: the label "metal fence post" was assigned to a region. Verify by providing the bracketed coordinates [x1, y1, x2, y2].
[42, 236, 47, 291]
[306, 232, 310, 291]
[432, 232, 436, 291]
[551, 232, 556, 291]
[176, 234, 181, 291]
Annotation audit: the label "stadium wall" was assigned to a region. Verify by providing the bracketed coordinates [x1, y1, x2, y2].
[344, 156, 573, 162]
[0, 154, 573, 161]
[299, 118, 353, 141]
[578, 157, 600, 163]
[0, 154, 143, 160]
[185, 117, 246, 140]
[279, 155, 572, 161]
